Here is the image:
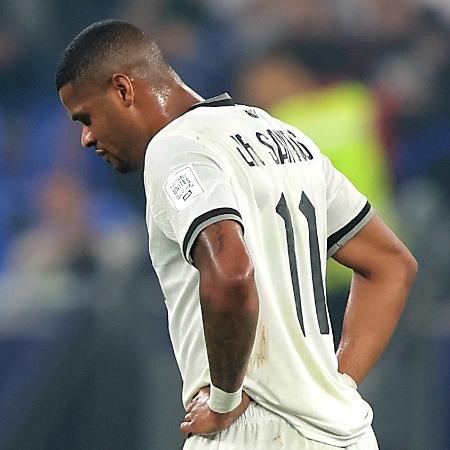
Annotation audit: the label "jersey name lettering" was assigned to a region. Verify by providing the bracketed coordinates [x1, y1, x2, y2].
[231, 129, 313, 167]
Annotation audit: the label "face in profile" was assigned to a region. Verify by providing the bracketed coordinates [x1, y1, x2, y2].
[59, 78, 143, 173]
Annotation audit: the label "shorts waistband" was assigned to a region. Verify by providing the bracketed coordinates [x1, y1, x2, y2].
[232, 401, 284, 427]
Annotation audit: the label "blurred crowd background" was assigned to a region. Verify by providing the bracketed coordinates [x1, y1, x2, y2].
[1, 1, 450, 449]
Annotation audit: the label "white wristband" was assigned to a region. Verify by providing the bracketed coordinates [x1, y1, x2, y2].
[207, 384, 242, 413]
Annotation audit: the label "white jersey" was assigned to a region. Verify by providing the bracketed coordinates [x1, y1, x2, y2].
[144, 94, 374, 446]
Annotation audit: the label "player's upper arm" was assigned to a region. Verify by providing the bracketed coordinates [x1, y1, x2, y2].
[191, 219, 253, 287]
[332, 214, 418, 282]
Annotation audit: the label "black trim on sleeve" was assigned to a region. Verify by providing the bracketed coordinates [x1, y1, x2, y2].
[327, 201, 372, 252]
[182, 207, 243, 262]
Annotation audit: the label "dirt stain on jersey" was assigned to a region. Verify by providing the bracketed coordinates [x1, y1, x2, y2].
[273, 433, 284, 446]
[248, 324, 267, 371]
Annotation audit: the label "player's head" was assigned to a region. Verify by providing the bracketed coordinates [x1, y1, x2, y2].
[56, 20, 183, 173]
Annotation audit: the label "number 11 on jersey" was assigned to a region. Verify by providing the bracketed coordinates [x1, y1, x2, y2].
[276, 192, 330, 336]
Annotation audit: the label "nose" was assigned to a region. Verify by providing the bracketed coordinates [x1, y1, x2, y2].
[81, 126, 95, 148]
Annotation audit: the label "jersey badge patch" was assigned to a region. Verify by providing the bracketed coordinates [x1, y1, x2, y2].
[164, 165, 205, 212]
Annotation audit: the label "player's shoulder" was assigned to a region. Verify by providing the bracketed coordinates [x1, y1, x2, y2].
[149, 106, 221, 149]
[144, 120, 218, 182]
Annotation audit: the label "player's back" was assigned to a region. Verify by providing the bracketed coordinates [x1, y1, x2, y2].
[144, 95, 374, 446]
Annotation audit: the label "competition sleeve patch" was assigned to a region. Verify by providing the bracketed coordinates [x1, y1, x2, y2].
[164, 164, 205, 212]
[327, 201, 374, 257]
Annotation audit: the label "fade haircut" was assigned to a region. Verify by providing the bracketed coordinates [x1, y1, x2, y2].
[55, 20, 174, 91]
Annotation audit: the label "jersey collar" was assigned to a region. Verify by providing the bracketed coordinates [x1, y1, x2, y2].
[186, 93, 235, 112]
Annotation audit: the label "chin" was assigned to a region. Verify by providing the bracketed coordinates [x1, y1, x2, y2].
[104, 155, 133, 173]
[112, 160, 140, 174]
[105, 150, 143, 174]
[115, 165, 136, 174]
[115, 156, 145, 173]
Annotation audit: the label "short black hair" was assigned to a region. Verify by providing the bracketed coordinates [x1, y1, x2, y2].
[55, 20, 167, 91]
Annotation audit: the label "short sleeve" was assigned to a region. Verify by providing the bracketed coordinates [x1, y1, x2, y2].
[145, 133, 243, 264]
[323, 155, 375, 257]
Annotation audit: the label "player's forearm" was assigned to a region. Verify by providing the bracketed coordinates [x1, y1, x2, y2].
[200, 274, 259, 393]
[337, 261, 417, 385]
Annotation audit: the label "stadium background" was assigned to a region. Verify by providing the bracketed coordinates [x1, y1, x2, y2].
[1, 0, 449, 449]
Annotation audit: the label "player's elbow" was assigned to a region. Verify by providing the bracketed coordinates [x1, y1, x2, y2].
[217, 258, 256, 302]
[219, 258, 255, 289]
[201, 258, 258, 313]
[380, 246, 418, 291]
[398, 248, 418, 288]
[357, 244, 418, 299]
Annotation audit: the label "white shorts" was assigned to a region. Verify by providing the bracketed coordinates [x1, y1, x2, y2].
[183, 401, 378, 450]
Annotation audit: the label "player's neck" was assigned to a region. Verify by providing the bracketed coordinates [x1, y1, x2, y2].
[143, 81, 203, 142]
[166, 82, 204, 122]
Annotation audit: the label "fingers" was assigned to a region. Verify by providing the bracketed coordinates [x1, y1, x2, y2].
[198, 385, 210, 395]
[180, 390, 251, 441]
[180, 420, 190, 433]
[180, 420, 192, 438]
[186, 389, 209, 413]
[182, 398, 198, 438]
[187, 390, 205, 412]
[241, 393, 251, 409]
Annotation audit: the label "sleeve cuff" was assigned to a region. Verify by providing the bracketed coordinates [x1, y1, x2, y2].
[182, 207, 244, 264]
[327, 201, 374, 258]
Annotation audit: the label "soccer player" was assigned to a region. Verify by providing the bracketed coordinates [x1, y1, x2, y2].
[56, 20, 418, 449]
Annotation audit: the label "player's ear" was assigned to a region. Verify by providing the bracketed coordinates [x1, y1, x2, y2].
[111, 74, 134, 106]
